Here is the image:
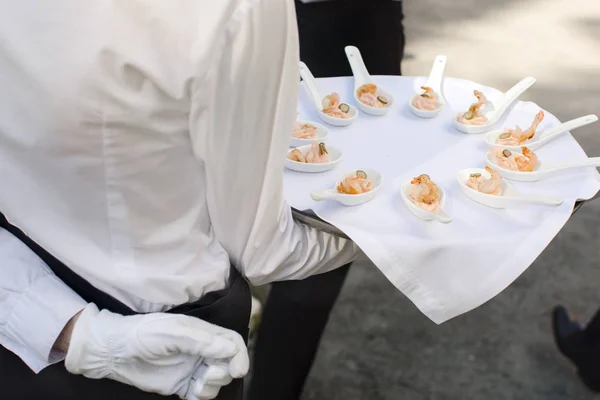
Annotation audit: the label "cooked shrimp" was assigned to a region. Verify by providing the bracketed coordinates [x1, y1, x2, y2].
[515, 146, 538, 172]
[337, 170, 372, 195]
[356, 84, 377, 96]
[292, 121, 317, 139]
[287, 148, 306, 163]
[410, 174, 441, 204]
[322, 92, 352, 118]
[305, 142, 329, 164]
[498, 110, 545, 145]
[322, 92, 340, 110]
[521, 110, 545, 141]
[409, 174, 441, 211]
[420, 86, 435, 99]
[456, 90, 488, 125]
[412, 86, 440, 111]
[491, 147, 519, 171]
[477, 166, 503, 195]
[356, 84, 388, 108]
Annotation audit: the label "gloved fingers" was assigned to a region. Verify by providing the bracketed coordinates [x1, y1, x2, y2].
[228, 349, 249, 378]
[213, 331, 249, 378]
[186, 366, 229, 400]
[192, 384, 222, 400]
[203, 364, 233, 386]
[165, 318, 239, 359]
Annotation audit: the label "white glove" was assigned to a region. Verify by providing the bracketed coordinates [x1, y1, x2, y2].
[65, 303, 249, 399]
[186, 361, 236, 400]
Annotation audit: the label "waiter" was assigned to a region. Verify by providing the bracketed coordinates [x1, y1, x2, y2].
[248, 0, 405, 399]
[0, 1, 358, 399]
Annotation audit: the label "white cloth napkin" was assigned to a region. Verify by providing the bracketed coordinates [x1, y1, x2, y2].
[284, 76, 600, 324]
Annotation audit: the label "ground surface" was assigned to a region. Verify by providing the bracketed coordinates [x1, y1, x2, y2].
[299, 1, 600, 399]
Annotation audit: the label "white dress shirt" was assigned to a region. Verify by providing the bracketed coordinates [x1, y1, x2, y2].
[0, 0, 358, 372]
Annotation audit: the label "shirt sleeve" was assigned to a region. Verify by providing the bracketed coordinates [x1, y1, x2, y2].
[189, 0, 359, 286]
[0, 228, 87, 373]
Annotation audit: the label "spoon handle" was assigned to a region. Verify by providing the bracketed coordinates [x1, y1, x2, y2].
[538, 114, 598, 141]
[299, 62, 324, 111]
[434, 208, 453, 223]
[310, 189, 336, 202]
[344, 46, 371, 87]
[490, 77, 536, 121]
[512, 193, 563, 207]
[543, 157, 600, 173]
[424, 55, 447, 94]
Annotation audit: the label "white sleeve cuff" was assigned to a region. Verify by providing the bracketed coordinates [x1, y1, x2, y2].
[1, 274, 87, 373]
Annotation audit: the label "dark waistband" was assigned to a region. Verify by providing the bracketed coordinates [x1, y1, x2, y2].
[0, 212, 242, 316]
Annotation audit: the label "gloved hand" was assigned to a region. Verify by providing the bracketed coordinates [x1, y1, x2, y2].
[65, 303, 248, 399]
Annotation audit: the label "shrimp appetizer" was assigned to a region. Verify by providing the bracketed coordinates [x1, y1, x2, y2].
[466, 166, 503, 195]
[411, 86, 440, 111]
[409, 174, 441, 212]
[322, 92, 352, 119]
[292, 121, 317, 139]
[337, 170, 372, 195]
[356, 84, 389, 109]
[456, 90, 488, 125]
[496, 110, 545, 145]
[287, 143, 329, 164]
[491, 147, 538, 172]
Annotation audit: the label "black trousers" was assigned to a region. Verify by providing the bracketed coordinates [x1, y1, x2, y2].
[248, 2, 405, 399]
[0, 213, 251, 400]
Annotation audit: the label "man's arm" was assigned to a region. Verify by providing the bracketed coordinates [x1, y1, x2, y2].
[0, 228, 86, 372]
[189, 0, 358, 286]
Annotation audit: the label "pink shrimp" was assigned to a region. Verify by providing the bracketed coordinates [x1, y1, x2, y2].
[491, 147, 520, 171]
[477, 166, 503, 195]
[412, 86, 440, 111]
[409, 174, 441, 212]
[305, 142, 329, 164]
[357, 84, 388, 109]
[322, 92, 352, 119]
[287, 148, 306, 163]
[456, 90, 488, 125]
[292, 122, 317, 139]
[337, 170, 372, 195]
[515, 146, 538, 172]
[498, 110, 545, 145]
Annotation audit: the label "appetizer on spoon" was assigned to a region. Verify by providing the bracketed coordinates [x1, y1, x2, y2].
[486, 147, 600, 182]
[457, 166, 563, 208]
[409, 55, 447, 118]
[291, 119, 328, 147]
[453, 77, 536, 134]
[484, 114, 598, 151]
[311, 169, 382, 206]
[401, 174, 452, 223]
[299, 62, 358, 127]
[285, 143, 342, 173]
[345, 46, 394, 116]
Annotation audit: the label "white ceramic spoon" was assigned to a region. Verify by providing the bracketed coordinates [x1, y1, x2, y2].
[456, 168, 563, 208]
[408, 55, 447, 118]
[290, 120, 329, 148]
[299, 62, 358, 127]
[285, 144, 343, 173]
[310, 168, 382, 206]
[400, 178, 452, 223]
[344, 46, 394, 116]
[486, 152, 600, 182]
[453, 77, 536, 134]
[483, 114, 598, 151]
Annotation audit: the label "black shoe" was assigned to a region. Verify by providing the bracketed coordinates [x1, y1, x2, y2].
[552, 306, 583, 362]
[552, 306, 600, 393]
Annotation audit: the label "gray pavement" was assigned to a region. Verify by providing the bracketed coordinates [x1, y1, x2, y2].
[300, 1, 600, 399]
